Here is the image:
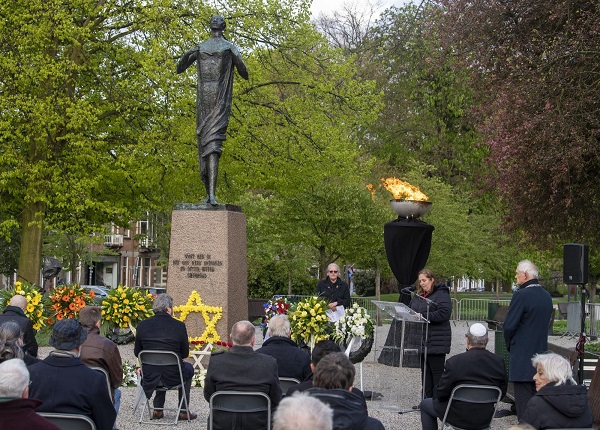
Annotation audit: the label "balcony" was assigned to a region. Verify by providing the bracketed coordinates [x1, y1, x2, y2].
[104, 234, 124, 247]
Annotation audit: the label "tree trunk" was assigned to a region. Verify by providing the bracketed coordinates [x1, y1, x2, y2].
[287, 270, 292, 295]
[17, 201, 45, 285]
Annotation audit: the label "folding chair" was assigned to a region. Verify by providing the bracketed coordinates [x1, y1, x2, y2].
[278, 377, 300, 395]
[138, 350, 190, 426]
[440, 384, 502, 430]
[37, 412, 96, 430]
[209, 391, 271, 430]
[87, 366, 113, 402]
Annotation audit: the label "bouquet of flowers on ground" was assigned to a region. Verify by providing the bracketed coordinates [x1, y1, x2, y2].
[261, 295, 291, 337]
[121, 361, 140, 387]
[192, 369, 208, 387]
[47, 284, 96, 324]
[289, 296, 331, 350]
[0, 281, 46, 330]
[101, 286, 154, 330]
[332, 302, 374, 344]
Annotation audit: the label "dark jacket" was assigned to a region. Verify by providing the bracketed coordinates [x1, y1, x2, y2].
[520, 382, 593, 429]
[433, 347, 508, 429]
[0, 398, 61, 430]
[134, 311, 190, 397]
[256, 336, 311, 382]
[0, 305, 38, 357]
[409, 283, 452, 355]
[503, 279, 553, 381]
[308, 388, 384, 430]
[316, 278, 351, 308]
[80, 326, 123, 390]
[204, 346, 281, 430]
[28, 354, 116, 430]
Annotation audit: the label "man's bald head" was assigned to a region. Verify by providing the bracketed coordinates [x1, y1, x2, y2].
[9, 295, 26, 310]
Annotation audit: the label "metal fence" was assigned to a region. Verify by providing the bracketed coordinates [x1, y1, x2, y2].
[455, 298, 511, 321]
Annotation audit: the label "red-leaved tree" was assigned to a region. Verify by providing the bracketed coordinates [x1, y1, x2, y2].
[435, 0, 600, 247]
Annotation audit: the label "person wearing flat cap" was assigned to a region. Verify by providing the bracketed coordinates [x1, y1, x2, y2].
[28, 318, 117, 430]
[419, 323, 508, 430]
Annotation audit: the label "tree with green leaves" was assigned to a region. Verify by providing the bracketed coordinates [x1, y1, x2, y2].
[0, 0, 381, 286]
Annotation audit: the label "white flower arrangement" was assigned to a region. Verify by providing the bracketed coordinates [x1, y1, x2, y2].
[121, 361, 140, 387]
[333, 302, 374, 343]
[192, 368, 207, 387]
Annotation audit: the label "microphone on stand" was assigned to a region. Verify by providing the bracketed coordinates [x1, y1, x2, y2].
[415, 294, 433, 304]
[400, 286, 416, 295]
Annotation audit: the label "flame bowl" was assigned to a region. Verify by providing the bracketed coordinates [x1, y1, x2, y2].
[390, 199, 432, 219]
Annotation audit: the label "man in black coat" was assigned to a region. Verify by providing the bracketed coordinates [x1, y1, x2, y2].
[256, 314, 311, 383]
[316, 263, 351, 311]
[204, 320, 281, 430]
[0, 294, 38, 358]
[29, 318, 116, 430]
[503, 259, 553, 420]
[419, 323, 508, 430]
[134, 293, 196, 421]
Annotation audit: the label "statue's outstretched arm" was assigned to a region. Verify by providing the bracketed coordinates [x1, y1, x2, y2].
[176, 47, 198, 74]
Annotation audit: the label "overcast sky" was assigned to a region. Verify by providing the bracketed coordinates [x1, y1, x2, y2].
[310, 0, 410, 17]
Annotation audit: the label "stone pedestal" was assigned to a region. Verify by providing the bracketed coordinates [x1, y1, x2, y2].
[167, 204, 247, 341]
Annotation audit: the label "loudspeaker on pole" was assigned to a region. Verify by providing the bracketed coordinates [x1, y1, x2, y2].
[563, 243, 589, 285]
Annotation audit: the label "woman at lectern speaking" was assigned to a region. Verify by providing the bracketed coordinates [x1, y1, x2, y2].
[410, 268, 451, 398]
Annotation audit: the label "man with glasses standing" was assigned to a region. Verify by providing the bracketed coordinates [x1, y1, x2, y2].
[316, 263, 351, 312]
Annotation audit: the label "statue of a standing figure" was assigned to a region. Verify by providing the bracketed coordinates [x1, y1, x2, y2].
[176, 15, 249, 205]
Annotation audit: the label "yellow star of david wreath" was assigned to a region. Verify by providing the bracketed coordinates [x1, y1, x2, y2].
[173, 290, 223, 343]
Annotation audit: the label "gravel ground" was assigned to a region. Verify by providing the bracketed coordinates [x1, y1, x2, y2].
[37, 321, 579, 429]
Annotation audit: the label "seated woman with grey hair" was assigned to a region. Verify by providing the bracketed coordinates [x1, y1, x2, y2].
[520, 352, 592, 429]
[0, 321, 39, 366]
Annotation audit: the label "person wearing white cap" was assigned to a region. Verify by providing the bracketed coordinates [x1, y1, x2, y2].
[419, 323, 508, 430]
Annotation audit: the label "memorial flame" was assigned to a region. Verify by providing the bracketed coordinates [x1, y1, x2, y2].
[381, 177, 429, 201]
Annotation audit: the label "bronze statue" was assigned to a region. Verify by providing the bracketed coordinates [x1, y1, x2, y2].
[176, 15, 249, 205]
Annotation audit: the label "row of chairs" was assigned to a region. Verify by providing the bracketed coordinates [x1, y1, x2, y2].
[137, 350, 301, 428]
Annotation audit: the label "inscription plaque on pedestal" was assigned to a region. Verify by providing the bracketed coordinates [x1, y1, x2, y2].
[167, 204, 247, 340]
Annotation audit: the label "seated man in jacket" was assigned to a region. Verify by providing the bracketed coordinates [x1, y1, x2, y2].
[134, 293, 196, 421]
[308, 352, 384, 430]
[257, 314, 311, 382]
[79, 306, 123, 416]
[204, 320, 281, 430]
[29, 318, 116, 430]
[419, 323, 508, 430]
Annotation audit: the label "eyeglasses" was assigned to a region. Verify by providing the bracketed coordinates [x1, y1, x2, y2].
[329, 270, 338, 273]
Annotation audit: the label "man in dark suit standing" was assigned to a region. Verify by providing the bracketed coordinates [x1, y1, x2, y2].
[419, 323, 508, 430]
[204, 320, 281, 430]
[134, 294, 197, 421]
[503, 259, 553, 420]
[0, 294, 38, 358]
